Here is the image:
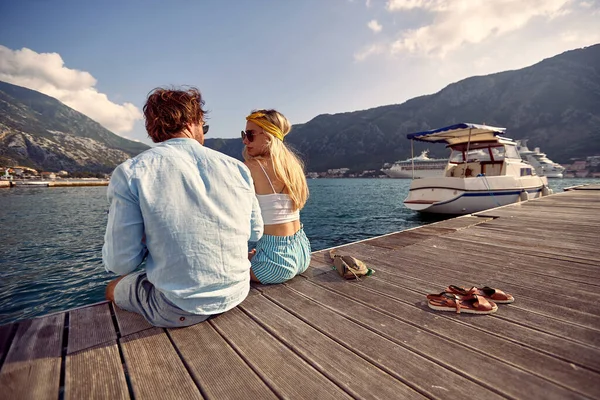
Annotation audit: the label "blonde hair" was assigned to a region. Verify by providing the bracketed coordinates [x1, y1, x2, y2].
[243, 109, 309, 210]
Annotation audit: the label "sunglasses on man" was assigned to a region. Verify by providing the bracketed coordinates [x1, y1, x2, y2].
[203, 124, 209, 134]
[241, 130, 257, 142]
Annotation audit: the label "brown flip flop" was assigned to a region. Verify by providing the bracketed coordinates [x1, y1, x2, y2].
[426, 292, 498, 314]
[446, 285, 514, 304]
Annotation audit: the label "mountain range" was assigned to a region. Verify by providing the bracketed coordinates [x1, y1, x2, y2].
[0, 81, 148, 173]
[208, 43, 600, 172]
[1, 44, 598, 173]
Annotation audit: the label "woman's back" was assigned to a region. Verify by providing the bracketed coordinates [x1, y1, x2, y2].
[246, 159, 300, 236]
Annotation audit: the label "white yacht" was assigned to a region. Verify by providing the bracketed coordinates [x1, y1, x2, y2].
[403, 123, 552, 215]
[381, 150, 448, 179]
[517, 139, 565, 178]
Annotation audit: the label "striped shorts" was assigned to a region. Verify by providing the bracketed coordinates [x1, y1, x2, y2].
[251, 227, 311, 284]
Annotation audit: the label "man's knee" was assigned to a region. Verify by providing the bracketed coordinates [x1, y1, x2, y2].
[105, 276, 126, 302]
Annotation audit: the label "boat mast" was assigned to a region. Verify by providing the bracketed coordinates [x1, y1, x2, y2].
[463, 128, 473, 178]
[411, 139, 415, 179]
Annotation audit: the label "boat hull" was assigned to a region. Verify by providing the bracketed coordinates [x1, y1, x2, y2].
[543, 171, 564, 179]
[404, 176, 548, 215]
[382, 168, 445, 179]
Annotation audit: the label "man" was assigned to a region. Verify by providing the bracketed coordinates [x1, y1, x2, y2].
[103, 87, 263, 328]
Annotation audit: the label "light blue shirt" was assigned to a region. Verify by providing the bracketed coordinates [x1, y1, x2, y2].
[103, 138, 263, 314]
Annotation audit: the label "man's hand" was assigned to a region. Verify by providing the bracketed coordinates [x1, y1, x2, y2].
[248, 249, 256, 261]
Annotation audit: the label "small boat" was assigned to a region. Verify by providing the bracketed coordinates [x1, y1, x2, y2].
[16, 181, 50, 186]
[403, 123, 552, 215]
[381, 150, 447, 179]
[517, 139, 565, 178]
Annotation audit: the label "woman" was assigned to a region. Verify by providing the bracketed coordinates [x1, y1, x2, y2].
[242, 109, 311, 284]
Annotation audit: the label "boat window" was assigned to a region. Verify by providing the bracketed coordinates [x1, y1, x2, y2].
[504, 144, 521, 159]
[490, 146, 505, 161]
[520, 167, 533, 176]
[449, 148, 491, 163]
[449, 150, 463, 163]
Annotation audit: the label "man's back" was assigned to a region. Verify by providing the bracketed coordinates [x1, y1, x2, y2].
[103, 138, 263, 314]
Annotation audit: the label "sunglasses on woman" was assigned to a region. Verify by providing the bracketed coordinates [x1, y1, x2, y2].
[241, 130, 256, 142]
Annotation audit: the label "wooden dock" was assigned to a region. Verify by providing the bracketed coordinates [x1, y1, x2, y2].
[1, 185, 599, 399]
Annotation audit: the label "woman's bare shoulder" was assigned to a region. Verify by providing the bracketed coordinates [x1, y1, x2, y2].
[244, 158, 260, 168]
[244, 159, 264, 183]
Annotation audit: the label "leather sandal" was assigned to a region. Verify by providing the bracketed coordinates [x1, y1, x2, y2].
[446, 285, 514, 304]
[426, 292, 498, 314]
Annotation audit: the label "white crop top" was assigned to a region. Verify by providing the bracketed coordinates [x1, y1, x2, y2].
[255, 162, 300, 225]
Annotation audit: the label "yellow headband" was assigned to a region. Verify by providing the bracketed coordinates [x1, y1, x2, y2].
[246, 112, 284, 141]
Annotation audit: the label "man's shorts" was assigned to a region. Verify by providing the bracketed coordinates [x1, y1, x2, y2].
[113, 270, 212, 328]
[251, 227, 311, 284]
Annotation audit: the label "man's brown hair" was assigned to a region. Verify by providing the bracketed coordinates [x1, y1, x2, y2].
[143, 87, 207, 143]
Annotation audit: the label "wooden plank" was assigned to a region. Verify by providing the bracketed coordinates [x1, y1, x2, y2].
[568, 184, 600, 190]
[309, 263, 600, 351]
[388, 244, 600, 301]
[459, 228, 600, 260]
[418, 235, 600, 278]
[418, 215, 493, 230]
[168, 319, 277, 400]
[371, 231, 600, 279]
[395, 225, 457, 236]
[0, 323, 15, 367]
[301, 264, 332, 279]
[363, 232, 436, 249]
[303, 255, 334, 277]
[260, 284, 509, 399]
[511, 202, 600, 213]
[333, 241, 397, 258]
[68, 303, 117, 354]
[476, 208, 600, 224]
[277, 280, 592, 399]
[239, 294, 425, 400]
[483, 216, 600, 234]
[112, 303, 153, 337]
[0, 314, 64, 400]
[210, 307, 352, 399]
[342, 239, 600, 306]
[120, 327, 202, 400]
[496, 306, 600, 348]
[476, 219, 600, 240]
[409, 240, 600, 286]
[530, 202, 600, 210]
[336, 264, 600, 372]
[435, 232, 600, 267]
[366, 254, 600, 349]
[295, 277, 600, 398]
[423, 229, 600, 266]
[470, 223, 600, 245]
[365, 251, 600, 330]
[65, 340, 129, 400]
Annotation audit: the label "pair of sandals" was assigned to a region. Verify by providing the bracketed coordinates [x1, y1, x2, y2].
[427, 285, 515, 315]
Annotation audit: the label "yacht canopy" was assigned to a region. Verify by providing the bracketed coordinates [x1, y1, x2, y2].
[406, 123, 506, 145]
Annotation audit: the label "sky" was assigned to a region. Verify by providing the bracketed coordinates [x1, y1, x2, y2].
[1, 0, 599, 146]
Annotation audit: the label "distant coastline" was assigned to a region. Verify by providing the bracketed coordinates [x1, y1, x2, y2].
[0, 179, 109, 188]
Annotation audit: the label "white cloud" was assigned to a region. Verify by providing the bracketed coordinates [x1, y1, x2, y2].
[354, 43, 386, 61]
[387, 0, 572, 57]
[0, 46, 142, 134]
[368, 19, 383, 33]
[560, 30, 600, 43]
[386, 0, 447, 11]
[366, 0, 372, 7]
